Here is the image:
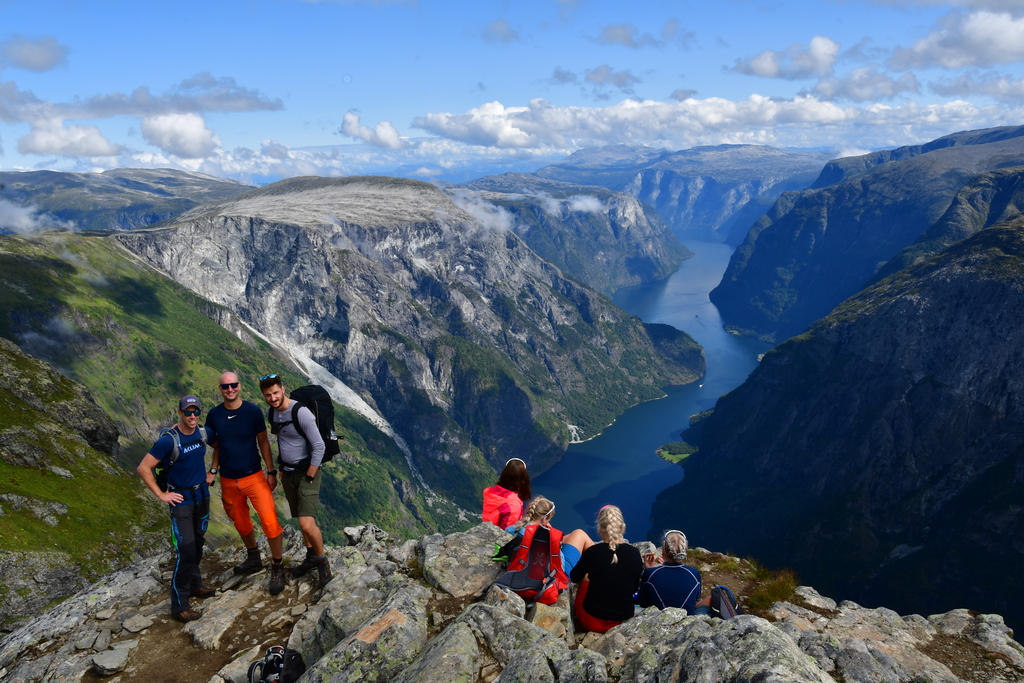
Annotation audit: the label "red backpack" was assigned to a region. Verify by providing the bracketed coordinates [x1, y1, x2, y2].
[493, 524, 570, 605]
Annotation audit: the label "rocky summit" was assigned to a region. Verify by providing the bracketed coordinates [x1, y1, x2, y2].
[1, 523, 1021, 683]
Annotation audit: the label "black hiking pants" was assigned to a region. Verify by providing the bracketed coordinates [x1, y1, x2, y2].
[169, 484, 210, 614]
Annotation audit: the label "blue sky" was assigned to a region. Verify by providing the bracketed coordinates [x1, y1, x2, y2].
[1, 0, 1023, 184]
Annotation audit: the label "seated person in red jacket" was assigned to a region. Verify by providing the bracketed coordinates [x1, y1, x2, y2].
[482, 457, 530, 529]
[507, 496, 595, 574]
[569, 504, 644, 633]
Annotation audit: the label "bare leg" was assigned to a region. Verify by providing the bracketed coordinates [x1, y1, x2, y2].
[563, 529, 595, 555]
[298, 516, 324, 556]
[239, 530, 257, 550]
[268, 534, 284, 561]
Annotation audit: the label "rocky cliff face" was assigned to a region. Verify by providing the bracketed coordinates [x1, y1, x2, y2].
[115, 176, 704, 508]
[3, 523, 1021, 683]
[536, 144, 830, 244]
[654, 219, 1024, 631]
[0, 337, 167, 629]
[710, 125, 1024, 342]
[0, 168, 251, 232]
[455, 173, 692, 295]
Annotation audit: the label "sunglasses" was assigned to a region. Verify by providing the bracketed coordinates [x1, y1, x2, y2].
[663, 529, 685, 542]
[259, 374, 278, 381]
[182, 409, 202, 417]
[219, 382, 240, 390]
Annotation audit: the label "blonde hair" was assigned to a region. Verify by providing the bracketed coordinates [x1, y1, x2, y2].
[662, 530, 688, 563]
[514, 496, 555, 531]
[597, 505, 626, 563]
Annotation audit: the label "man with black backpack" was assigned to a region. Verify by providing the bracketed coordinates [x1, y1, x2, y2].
[136, 395, 216, 623]
[259, 374, 333, 588]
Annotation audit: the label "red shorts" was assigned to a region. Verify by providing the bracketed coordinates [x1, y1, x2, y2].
[574, 580, 626, 634]
[220, 471, 283, 539]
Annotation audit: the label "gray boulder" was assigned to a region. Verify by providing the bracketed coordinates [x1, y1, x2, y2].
[419, 523, 508, 599]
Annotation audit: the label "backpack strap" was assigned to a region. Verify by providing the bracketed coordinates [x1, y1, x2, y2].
[267, 402, 313, 473]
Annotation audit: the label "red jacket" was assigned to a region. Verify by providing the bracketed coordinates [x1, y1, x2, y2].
[482, 485, 523, 529]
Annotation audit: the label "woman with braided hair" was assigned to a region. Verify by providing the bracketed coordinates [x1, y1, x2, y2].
[636, 530, 706, 613]
[569, 504, 644, 633]
[507, 496, 595, 573]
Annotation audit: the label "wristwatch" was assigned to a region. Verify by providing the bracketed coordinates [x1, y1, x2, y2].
[208, 467, 218, 475]
[266, 469, 278, 476]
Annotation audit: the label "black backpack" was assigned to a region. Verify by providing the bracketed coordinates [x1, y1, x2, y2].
[153, 426, 211, 492]
[247, 645, 305, 683]
[267, 385, 341, 469]
[709, 585, 744, 619]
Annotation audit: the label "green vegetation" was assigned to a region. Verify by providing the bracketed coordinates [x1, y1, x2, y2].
[657, 441, 697, 463]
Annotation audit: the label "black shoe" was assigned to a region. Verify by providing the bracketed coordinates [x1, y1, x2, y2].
[233, 552, 263, 576]
[172, 609, 202, 623]
[269, 562, 285, 596]
[317, 557, 333, 589]
[290, 554, 318, 578]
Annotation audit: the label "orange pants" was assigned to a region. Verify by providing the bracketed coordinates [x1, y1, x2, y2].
[220, 471, 283, 539]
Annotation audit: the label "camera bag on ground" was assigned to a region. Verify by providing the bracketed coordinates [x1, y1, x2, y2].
[247, 645, 306, 683]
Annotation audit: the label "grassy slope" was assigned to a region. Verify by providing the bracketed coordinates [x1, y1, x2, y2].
[0, 233, 469, 548]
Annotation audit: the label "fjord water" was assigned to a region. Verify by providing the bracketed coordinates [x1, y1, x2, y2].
[532, 241, 770, 539]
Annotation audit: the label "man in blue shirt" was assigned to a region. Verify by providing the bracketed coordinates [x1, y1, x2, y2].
[205, 372, 285, 595]
[137, 395, 216, 623]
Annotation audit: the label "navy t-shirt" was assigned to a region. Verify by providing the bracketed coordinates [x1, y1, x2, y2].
[637, 563, 702, 613]
[206, 401, 267, 479]
[149, 426, 213, 493]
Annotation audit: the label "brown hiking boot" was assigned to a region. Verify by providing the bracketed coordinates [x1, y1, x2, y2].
[233, 550, 263, 575]
[269, 561, 285, 596]
[317, 557, 333, 589]
[172, 608, 202, 623]
[190, 586, 216, 598]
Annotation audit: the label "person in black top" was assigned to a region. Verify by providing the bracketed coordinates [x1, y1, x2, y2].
[569, 504, 643, 633]
[637, 530, 703, 613]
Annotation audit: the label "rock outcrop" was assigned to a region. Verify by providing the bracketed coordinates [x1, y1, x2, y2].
[654, 218, 1024, 632]
[711, 125, 1024, 342]
[115, 176, 704, 508]
[2, 524, 1021, 683]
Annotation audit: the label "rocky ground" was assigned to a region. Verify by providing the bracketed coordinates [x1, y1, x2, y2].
[1, 522, 1021, 683]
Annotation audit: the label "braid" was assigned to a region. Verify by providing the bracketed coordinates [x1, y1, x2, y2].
[597, 505, 626, 564]
[662, 530, 689, 563]
[514, 496, 554, 531]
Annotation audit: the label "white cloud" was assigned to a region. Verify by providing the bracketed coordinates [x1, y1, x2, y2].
[261, 140, 291, 159]
[596, 19, 693, 49]
[482, 19, 520, 44]
[566, 195, 606, 213]
[341, 112, 407, 149]
[931, 70, 1024, 100]
[17, 120, 121, 156]
[449, 191, 515, 231]
[889, 11, 1024, 70]
[585, 65, 642, 91]
[141, 113, 221, 158]
[813, 68, 920, 101]
[0, 200, 75, 233]
[0, 34, 69, 72]
[730, 36, 841, 79]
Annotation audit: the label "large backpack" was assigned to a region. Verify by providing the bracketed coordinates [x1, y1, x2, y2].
[709, 585, 744, 619]
[247, 645, 305, 683]
[153, 426, 211, 492]
[267, 385, 341, 469]
[493, 524, 570, 606]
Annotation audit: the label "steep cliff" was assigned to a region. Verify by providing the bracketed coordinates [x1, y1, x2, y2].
[115, 176, 704, 509]
[711, 125, 1024, 342]
[455, 173, 692, 294]
[536, 144, 829, 244]
[0, 168, 251, 232]
[654, 218, 1024, 630]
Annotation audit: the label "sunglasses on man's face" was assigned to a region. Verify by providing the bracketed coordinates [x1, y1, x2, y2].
[260, 374, 278, 381]
[220, 382, 240, 390]
[182, 409, 202, 417]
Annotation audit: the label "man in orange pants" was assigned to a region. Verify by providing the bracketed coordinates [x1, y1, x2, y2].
[205, 372, 286, 595]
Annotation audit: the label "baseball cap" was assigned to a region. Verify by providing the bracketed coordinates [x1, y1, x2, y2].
[179, 395, 202, 411]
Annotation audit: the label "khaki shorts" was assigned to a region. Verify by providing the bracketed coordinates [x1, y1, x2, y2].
[281, 468, 321, 519]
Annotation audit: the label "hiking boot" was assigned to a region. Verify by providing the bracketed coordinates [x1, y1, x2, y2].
[233, 550, 263, 576]
[269, 561, 285, 596]
[289, 554, 318, 578]
[190, 586, 217, 598]
[172, 608, 202, 623]
[317, 557, 333, 589]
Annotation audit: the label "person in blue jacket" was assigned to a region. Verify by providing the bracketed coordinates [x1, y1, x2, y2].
[637, 530, 708, 614]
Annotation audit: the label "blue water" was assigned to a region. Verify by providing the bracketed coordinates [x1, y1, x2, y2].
[533, 241, 770, 540]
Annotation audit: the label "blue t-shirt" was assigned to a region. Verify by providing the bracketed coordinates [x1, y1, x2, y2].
[206, 401, 267, 479]
[149, 426, 214, 493]
[637, 563, 702, 613]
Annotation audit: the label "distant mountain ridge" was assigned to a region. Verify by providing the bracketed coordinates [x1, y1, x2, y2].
[711, 125, 1024, 342]
[535, 144, 830, 244]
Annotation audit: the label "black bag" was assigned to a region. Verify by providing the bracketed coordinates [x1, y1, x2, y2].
[267, 385, 341, 468]
[709, 585, 744, 619]
[247, 645, 306, 683]
[153, 426, 210, 492]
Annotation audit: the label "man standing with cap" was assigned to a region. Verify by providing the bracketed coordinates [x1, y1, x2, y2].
[137, 395, 216, 622]
[205, 372, 286, 595]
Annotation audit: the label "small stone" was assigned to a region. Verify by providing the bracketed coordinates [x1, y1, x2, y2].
[290, 604, 307, 617]
[92, 648, 130, 676]
[75, 633, 98, 650]
[96, 608, 117, 620]
[122, 615, 154, 633]
[220, 574, 245, 591]
[94, 629, 112, 651]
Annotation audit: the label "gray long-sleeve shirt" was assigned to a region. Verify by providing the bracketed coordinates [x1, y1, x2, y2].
[270, 401, 325, 469]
